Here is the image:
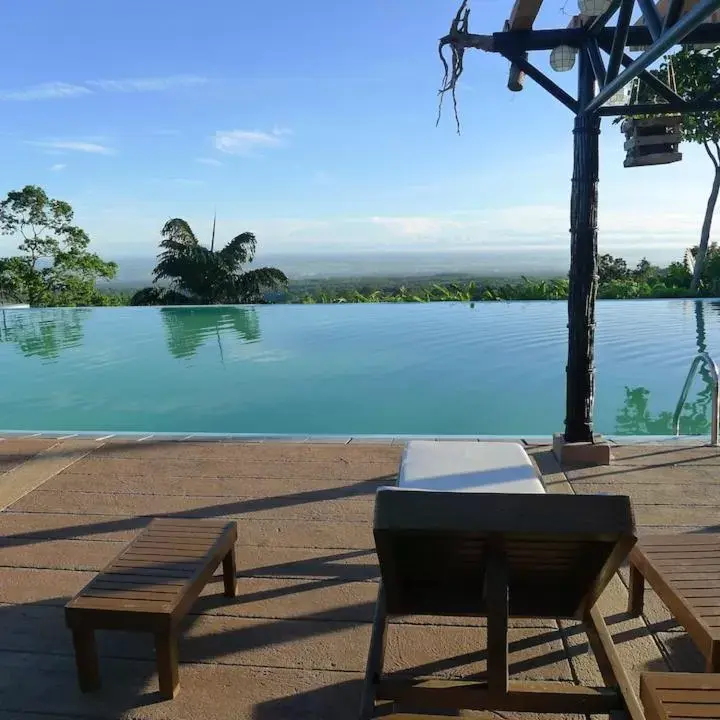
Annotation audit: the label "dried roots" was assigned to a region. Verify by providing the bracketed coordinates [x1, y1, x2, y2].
[437, 0, 472, 134]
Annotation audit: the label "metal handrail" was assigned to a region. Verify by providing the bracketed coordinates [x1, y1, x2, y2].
[673, 352, 719, 447]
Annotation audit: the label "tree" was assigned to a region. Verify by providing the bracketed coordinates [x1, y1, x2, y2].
[0, 185, 117, 306]
[648, 49, 720, 293]
[135, 218, 288, 305]
[598, 254, 629, 285]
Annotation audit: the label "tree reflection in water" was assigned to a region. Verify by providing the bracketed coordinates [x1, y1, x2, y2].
[615, 301, 718, 436]
[160, 306, 261, 360]
[0, 308, 86, 360]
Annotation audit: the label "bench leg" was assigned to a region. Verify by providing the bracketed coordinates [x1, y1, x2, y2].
[72, 628, 101, 692]
[627, 562, 645, 617]
[222, 547, 237, 598]
[155, 632, 179, 699]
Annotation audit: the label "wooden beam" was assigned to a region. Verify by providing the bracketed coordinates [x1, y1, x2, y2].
[633, 0, 720, 31]
[507, 0, 544, 29]
[587, 605, 647, 720]
[377, 679, 624, 714]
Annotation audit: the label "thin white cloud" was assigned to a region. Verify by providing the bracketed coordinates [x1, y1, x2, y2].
[0, 82, 91, 101]
[214, 128, 290, 156]
[196, 157, 222, 166]
[0, 76, 207, 102]
[28, 140, 115, 155]
[86, 75, 207, 93]
[170, 178, 204, 186]
[49, 163, 67, 171]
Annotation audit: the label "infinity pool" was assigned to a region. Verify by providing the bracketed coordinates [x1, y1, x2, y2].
[0, 300, 718, 436]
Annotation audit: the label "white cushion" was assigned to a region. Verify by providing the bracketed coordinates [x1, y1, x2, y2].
[393, 440, 545, 494]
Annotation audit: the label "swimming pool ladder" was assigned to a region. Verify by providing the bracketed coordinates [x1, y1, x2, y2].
[673, 352, 719, 447]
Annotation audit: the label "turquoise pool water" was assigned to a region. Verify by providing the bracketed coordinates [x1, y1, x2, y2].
[0, 300, 718, 436]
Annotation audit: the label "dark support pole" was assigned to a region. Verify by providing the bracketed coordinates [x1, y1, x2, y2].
[565, 49, 600, 444]
[637, 0, 663, 40]
[663, 0, 685, 31]
[586, 38, 607, 87]
[606, 0, 634, 82]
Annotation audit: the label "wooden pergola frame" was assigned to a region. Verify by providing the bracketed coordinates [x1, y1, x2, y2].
[440, 0, 720, 444]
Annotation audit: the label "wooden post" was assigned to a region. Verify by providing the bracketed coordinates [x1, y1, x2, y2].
[565, 48, 601, 443]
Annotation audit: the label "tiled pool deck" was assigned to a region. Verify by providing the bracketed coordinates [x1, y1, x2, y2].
[0, 435, 718, 719]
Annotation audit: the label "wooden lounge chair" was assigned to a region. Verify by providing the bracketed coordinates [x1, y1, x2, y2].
[359, 440, 642, 720]
[628, 532, 720, 672]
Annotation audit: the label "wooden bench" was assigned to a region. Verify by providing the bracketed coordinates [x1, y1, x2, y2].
[628, 533, 720, 672]
[65, 518, 238, 699]
[640, 672, 720, 720]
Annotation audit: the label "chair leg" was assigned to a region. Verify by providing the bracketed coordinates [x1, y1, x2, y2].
[359, 583, 389, 720]
[486, 548, 510, 699]
[222, 547, 237, 598]
[627, 562, 645, 617]
[155, 631, 180, 699]
[72, 628, 101, 692]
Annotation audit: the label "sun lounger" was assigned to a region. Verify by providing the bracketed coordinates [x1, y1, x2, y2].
[359, 440, 642, 719]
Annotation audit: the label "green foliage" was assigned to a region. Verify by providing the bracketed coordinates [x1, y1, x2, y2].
[283, 248, 720, 304]
[666, 47, 720, 145]
[133, 218, 288, 305]
[0, 185, 117, 306]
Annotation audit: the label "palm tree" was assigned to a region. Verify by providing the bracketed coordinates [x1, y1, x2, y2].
[150, 218, 287, 305]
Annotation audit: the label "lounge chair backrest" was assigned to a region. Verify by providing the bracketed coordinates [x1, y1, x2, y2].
[373, 489, 636, 619]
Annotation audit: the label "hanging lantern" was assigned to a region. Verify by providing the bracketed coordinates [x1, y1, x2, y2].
[622, 116, 683, 168]
[578, 0, 613, 15]
[549, 45, 577, 72]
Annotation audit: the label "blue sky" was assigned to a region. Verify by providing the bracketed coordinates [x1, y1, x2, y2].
[0, 0, 714, 265]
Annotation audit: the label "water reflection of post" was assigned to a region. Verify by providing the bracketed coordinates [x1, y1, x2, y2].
[694, 300, 714, 397]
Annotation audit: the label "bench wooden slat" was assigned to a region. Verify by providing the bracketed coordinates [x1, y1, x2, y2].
[71, 595, 172, 611]
[123, 546, 211, 563]
[101, 566, 195, 579]
[131, 538, 221, 548]
[109, 558, 203, 569]
[82, 588, 181, 602]
[93, 572, 188, 586]
[640, 536, 720, 547]
[644, 674, 720, 690]
[90, 581, 182, 595]
[661, 704, 720, 718]
[658, 690, 720, 702]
